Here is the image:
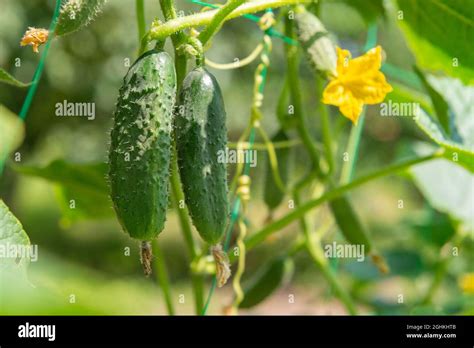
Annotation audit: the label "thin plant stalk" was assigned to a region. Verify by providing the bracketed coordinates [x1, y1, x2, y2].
[136, 0, 146, 45]
[284, 14, 324, 179]
[339, 112, 366, 184]
[152, 240, 176, 315]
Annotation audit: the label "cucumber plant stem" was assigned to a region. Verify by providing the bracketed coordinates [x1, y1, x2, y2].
[152, 240, 176, 315]
[294, 189, 357, 314]
[304, 238, 357, 314]
[339, 112, 365, 184]
[136, 0, 146, 46]
[284, 14, 324, 179]
[198, 0, 246, 47]
[316, 78, 334, 174]
[149, 0, 304, 41]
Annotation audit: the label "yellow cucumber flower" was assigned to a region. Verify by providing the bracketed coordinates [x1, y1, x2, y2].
[20, 27, 49, 53]
[459, 273, 474, 294]
[323, 46, 392, 124]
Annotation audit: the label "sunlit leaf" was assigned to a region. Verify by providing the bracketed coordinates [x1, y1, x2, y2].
[396, 0, 474, 84]
[0, 199, 30, 277]
[409, 75, 474, 173]
[411, 144, 474, 230]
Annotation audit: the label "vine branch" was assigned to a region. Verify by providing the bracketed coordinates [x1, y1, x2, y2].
[198, 0, 246, 47]
[149, 0, 307, 41]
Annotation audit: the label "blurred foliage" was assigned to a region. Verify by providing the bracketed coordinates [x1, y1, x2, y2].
[0, 105, 24, 158]
[0, 0, 472, 315]
[12, 159, 113, 222]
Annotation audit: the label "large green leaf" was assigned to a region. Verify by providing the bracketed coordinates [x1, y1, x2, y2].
[0, 199, 30, 276]
[13, 160, 113, 222]
[0, 105, 24, 158]
[413, 76, 474, 173]
[411, 143, 473, 230]
[0, 68, 29, 88]
[396, 0, 474, 84]
[55, 0, 107, 36]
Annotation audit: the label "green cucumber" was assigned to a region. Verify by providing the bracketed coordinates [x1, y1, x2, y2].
[263, 129, 290, 211]
[329, 195, 372, 252]
[176, 67, 229, 245]
[109, 49, 176, 242]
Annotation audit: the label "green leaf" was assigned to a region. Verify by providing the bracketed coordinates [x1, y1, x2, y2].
[396, 0, 474, 84]
[385, 249, 425, 277]
[411, 144, 474, 230]
[239, 257, 294, 309]
[0, 68, 29, 88]
[413, 76, 474, 173]
[55, 0, 107, 37]
[13, 160, 113, 222]
[412, 208, 456, 247]
[413, 66, 450, 135]
[342, 0, 386, 24]
[0, 105, 24, 158]
[0, 199, 30, 276]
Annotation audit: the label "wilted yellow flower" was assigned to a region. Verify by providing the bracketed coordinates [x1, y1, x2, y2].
[322, 46, 392, 124]
[459, 273, 474, 294]
[20, 27, 49, 53]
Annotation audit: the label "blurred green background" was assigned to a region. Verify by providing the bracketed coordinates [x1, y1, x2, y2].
[0, 0, 472, 315]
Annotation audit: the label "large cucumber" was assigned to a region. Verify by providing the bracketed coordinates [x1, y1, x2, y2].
[109, 49, 176, 242]
[263, 129, 290, 211]
[176, 67, 229, 245]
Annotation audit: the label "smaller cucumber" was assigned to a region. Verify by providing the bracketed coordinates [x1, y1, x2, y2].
[176, 67, 231, 286]
[330, 196, 390, 273]
[294, 7, 337, 78]
[329, 195, 372, 252]
[176, 67, 229, 245]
